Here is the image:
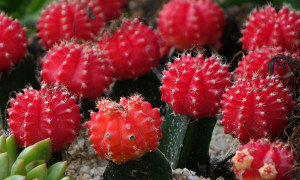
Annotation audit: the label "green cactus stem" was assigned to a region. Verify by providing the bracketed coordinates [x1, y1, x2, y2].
[177, 116, 217, 173]
[103, 150, 172, 180]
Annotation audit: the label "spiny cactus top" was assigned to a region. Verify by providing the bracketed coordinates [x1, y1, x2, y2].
[161, 53, 232, 119]
[235, 47, 298, 87]
[232, 138, 295, 180]
[72, 0, 127, 22]
[7, 85, 82, 151]
[158, 0, 225, 50]
[242, 5, 300, 53]
[87, 95, 162, 164]
[0, 13, 28, 71]
[37, 1, 104, 49]
[221, 76, 294, 144]
[98, 19, 162, 80]
[41, 41, 114, 99]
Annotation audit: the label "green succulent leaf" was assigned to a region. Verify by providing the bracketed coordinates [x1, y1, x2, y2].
[27, 163, 47, 180]
[16, 144, 39, 165]
[35, 160, 46, 166]
[3, 175, 26, 180]
[103, 150, 172, 180]
[0, 135, 7, 153]
[6, 135, 18, 169]
[46, 161, 67, 180]
[25, 161, 35, 173]
[35, 138, 51, 162]
[0, 152, 9, 180]
[158, 105, 188, 168]
[11, 159, 26, 176]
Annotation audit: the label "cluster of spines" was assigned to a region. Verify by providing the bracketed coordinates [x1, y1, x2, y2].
[41, 42, 114, 99]
[7, 85, 82, 151]
[221, 76, 294, 144]
[161, 53, 232, 119]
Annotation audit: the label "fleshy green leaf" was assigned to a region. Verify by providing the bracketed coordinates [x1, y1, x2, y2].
[27, 163, 47, 180]
[46, 161, 67, 180]
[16, 144, 39, 165]
[3, 175, 26, 180]
[0, 135, 7, 153]
[25, 161, 35, 173]
[0, 152, 9, 180]
[35, 138, 51, 162]
[103, 150, 172, 180]
[6, 135, 18, 169]
[11, 159, 26, 176]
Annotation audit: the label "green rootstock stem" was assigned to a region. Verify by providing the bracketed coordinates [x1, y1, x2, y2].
[177, 116, 217, 173]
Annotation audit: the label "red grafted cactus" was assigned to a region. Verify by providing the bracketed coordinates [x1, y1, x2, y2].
[232, 138, 295, 180]
[72, 0, 127, 22]
[221, 76, 294, 144]
[98, 19, 162, 80]
[0, 13, 28, 71]
[86, 95, 162, 164]
[242, 5, 300, 53]
[7, 85, 82, 151]
[41, 41, 114, 100]
[235, 47, 298, 87]
[161, 53, 232, 119]
[158, 0, 225, 50]
[37, 1, 104, 49]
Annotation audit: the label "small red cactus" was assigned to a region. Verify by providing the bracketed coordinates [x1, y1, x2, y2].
[158, 0, 225, 50]
[98, 19, 162, 79]
[0, 13, 28, 71]
[72, 0, 126, 22]
[37, 1, 104, 49]
[235, 47, 298, 87]
[41, 41, 114, 100]
[242, 5, 300, 53]
[86, 95, 162, 164]
[161, 53, 232, 119]
[232, 138, 295, 180]
[221, 76, 294, 144]
[7, 85, 82, 151]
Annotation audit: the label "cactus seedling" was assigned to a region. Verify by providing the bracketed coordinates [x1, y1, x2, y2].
[87, 94, 162, 164]
[221, 76, 294, 144]
[0, 135, 69, 180]
[98, 19, 162, 80]
[41, 41, 114, 100]
[241, 5, 300, 53]
[158, 0, 225, 50]
[232, 138, 295, 180]
[37, 1, 104, 49]
[0, 13, 28, 71]
[7, 85, 82, 151]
